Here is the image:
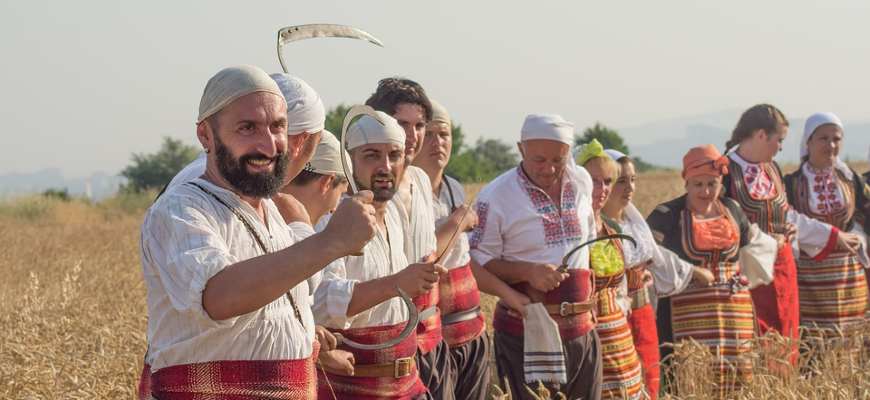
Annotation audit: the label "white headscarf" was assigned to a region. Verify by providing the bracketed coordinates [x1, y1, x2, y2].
[520, 114, 574, 145]
[429, 99, 451, 128]
[197, 65, 284, 123]
[801, 112, 852, 180]
[269, 73, 326, 135]
[305, 130, 351, 177]
[345, 112, 405, 151]
[604, 149, 627, 161]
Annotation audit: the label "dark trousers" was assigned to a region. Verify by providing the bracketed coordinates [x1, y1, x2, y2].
[448, 333, 491, 400]
[494, 330, 602, 400]
[418, 340, 455, 400]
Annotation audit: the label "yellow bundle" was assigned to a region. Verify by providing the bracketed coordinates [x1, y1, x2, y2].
[590, 240, 624, 277]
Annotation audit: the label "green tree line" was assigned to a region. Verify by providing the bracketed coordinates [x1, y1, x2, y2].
[121, 106, 660, 191]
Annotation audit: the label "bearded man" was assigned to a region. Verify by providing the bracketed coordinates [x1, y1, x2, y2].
[138, 65, 375, 399]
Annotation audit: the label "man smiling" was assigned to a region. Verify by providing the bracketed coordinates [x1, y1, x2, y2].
[138, 65, 376, 399]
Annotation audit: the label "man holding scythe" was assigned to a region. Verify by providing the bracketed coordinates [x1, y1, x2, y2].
[365, 78, 459, 399]
[139, 65, 377, 399]
[313, 108, 447, 399]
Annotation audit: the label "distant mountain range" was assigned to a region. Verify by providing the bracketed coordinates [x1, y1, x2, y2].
[0, 168, 124, 200]
[2, 109, 868, 199]
[620, 109, 870, 168]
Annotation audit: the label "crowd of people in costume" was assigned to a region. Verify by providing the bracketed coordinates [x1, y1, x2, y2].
[137, 64, 870, 400]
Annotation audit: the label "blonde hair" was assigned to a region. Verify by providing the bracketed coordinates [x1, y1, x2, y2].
[583, 156, 618, 181]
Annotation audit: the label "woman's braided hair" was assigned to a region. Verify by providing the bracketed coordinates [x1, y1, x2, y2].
[725, 104, 789, 152]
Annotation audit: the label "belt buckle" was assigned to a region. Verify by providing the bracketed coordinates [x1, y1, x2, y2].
[559, 302, 571, 317]
[394, 357, 413, 378]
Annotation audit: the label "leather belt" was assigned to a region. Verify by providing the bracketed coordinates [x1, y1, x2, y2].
[341, 356, 415, 379]
[441, 305, 481, 325]
[544, 300, 596, 317]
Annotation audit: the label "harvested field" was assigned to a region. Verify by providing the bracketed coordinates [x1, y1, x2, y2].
[1, 166, 869, 399]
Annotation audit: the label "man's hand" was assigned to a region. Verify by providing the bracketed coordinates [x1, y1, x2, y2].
[315, 325, 338, 352]
[837, 231, 862, 255]
[501, 287, 531, 318]
[322, 191, 377, 256]
[449, 205, 479, 232]
[526, 263, 568, 292]
[691, 266, 715, 286]
[272, 193, 311, 225]
[394, 262, 449, 297]
[318, 349, 355, 376]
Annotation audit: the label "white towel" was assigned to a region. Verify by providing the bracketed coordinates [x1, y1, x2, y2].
[523, 303, 567, 384]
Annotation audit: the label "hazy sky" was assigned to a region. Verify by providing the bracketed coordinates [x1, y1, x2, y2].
[2, 1, 869, 177]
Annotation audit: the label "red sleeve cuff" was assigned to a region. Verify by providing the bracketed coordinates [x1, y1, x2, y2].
[812, 226, 840, 262]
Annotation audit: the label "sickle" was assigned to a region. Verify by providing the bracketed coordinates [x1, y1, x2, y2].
[559, 233, 637, 272]
[332, 287, 419, 350]
[333, 107, 418, 350]
[277, 24, 384, 73]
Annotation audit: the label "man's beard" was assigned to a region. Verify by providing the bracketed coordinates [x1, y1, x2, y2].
[214, 135, 288, 198]
[357, 172, 397, 202]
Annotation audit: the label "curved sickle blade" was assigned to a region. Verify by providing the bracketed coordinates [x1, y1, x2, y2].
[559, 233, 637, 271]
[334, 287, 419, 350]
[339, 105, 392, 194]
[277, 24, 384, 73]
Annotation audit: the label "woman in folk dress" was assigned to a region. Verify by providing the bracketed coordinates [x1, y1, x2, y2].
[783, 112, 869, 342]
[577, 140, 646, 400]
[601, 149, 697, 400]
[648, 144, 777, 397]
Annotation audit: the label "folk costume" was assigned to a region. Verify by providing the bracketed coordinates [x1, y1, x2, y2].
[784, 112, 870, 338]
[649, 145, 776, 397]
[394, 164, 454, 399]
[590, 222, 647, 400]
[313, 113, 428, 400]
[470, 114, 602, 400]
[602, 149, 696, 399]
[723, 147, 837, 346]
[428, 100, 491, 400]
[138, 66, 320, 400]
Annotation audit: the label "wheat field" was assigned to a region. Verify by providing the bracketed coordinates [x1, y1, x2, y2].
[1, 167, 869, 399]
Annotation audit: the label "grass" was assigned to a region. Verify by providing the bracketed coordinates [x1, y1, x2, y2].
[0, 166, 868, 399]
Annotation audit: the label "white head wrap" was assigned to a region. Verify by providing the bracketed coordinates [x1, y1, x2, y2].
[520, 114, 574, 145]
[801, 112, 852, 179]
[304, 131, 351, 177]
[197, 65, 284, 123]
[269, 73, 326, 135]
[345, 112, 406, 151]
[429, 99, 451, 127]
[604, 149, 628, 161]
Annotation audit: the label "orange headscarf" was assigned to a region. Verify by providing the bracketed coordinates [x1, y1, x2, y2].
[682, 144, 729, 179]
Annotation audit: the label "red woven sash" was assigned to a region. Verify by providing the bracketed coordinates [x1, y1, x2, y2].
[438, 262, 485, 347]
[139, 344, 319, 400]
[319, 322, 427, 399]
[413, 289, 443, 354]
[494, 269, 595, 340]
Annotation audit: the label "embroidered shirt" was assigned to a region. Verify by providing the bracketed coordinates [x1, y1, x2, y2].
[469, 165, 596, 270]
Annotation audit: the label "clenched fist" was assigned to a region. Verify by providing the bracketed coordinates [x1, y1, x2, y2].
[526, 263, 568, 292]
[394, 262, 449, 297]
[449, 205, 479, 232]
[323, 191, 377, 256]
